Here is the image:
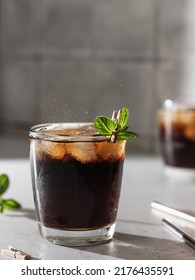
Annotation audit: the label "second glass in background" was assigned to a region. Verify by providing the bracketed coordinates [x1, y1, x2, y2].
[158, 99, 195, 183]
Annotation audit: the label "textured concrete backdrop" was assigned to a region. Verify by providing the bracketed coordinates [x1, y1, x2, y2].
[1, 0, 195, 157]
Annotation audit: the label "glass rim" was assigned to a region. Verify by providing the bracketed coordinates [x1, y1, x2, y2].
[29, 122, 109, 143]
[161, 99, 195, 111]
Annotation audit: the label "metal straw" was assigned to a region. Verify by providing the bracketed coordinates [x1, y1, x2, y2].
[151, 201, 195, 223]
[162, 219, 195, 249]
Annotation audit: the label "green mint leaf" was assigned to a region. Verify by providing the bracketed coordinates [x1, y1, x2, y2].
[94, 116, 116, 136]
[0, 204, 4, 214]
[117, 130, 139, 140]
[94, 108, 138, 141]
[118, 107, 129, 130]
[0, 174, 9, 195]
[0, 173, 22, 214]
[3, 199, 21, 210]
[120, 126, 128, 132]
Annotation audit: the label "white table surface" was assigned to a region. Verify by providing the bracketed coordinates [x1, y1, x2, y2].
[0, 156, 195, 260]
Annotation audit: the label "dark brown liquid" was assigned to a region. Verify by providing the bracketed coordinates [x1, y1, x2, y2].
[31, 157, 124, 229]
[159, 123, 195, 168]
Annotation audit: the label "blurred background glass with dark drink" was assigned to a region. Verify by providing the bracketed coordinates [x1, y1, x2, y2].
[158, 99, 195, 183]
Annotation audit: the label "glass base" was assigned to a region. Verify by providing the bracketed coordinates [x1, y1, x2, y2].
[38, 223, 116, 247]
[164, 166, 195, 183]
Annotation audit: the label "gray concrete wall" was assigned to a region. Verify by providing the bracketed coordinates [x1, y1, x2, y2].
[1, 0, 195, 156]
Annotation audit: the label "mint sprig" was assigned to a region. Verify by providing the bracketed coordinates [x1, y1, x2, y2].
[0, 174, 21, 214]
[94, 107, 138, 141]
[93, 116, 116, 136]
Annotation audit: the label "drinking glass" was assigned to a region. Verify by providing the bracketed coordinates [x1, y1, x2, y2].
[158, 100, 195, 183]
[29, 123, 126, 246]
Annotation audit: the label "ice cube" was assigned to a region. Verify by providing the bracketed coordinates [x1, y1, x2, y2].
[79, 125, 97, 135]
[95, 141, 125, 161]
[40, 141, 67, 160]
[182, 111, 195, 141]
[184, 122, 195, 141]
[67, 142, 97, 163]
[181, 110, 195, 124]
